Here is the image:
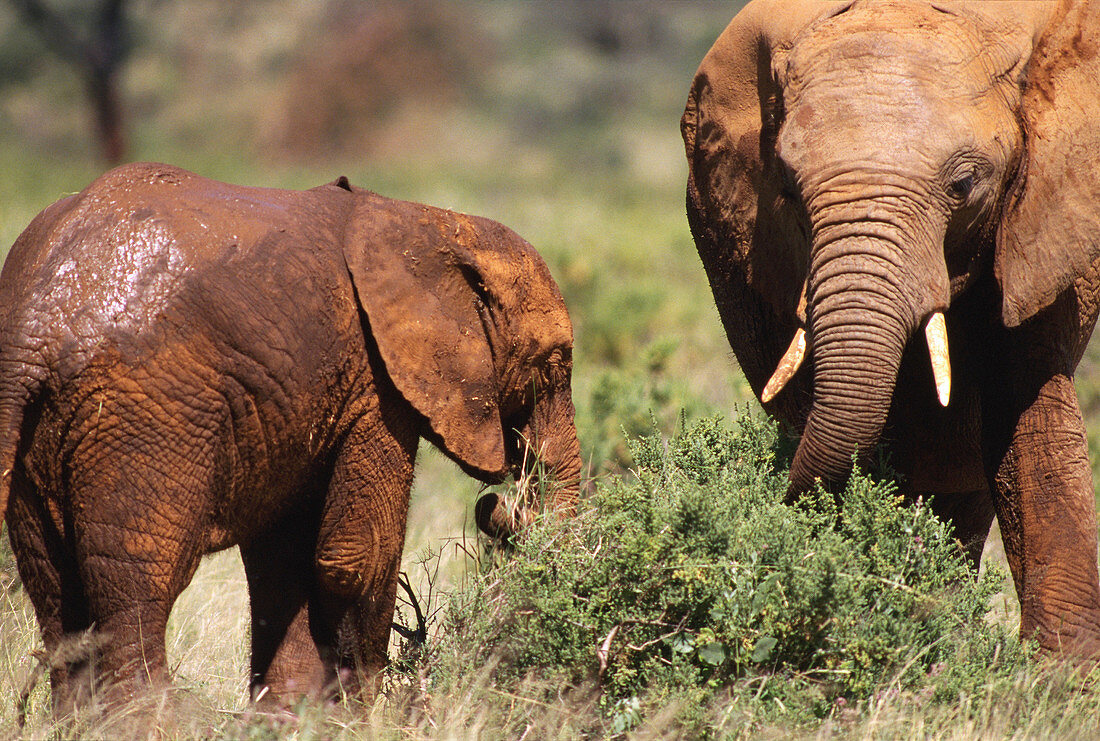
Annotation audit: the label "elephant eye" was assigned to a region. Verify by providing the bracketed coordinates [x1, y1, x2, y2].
[778, 158, 800, 201]
[947, 172, 975, 201]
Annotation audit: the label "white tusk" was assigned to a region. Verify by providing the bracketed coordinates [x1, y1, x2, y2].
[925, 312, 951, 407]
[761, 328, 806, 403]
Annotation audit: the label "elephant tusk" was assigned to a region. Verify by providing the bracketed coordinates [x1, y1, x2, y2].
[761, 328, 806, 403]
[925, 312, 951, 407]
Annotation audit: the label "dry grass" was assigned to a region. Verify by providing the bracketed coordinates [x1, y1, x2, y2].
[0, 474, 1093, 741]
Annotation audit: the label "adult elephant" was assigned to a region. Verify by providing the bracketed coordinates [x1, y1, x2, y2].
[682, 0, 1100, 657]
[0, 163, 581, 709]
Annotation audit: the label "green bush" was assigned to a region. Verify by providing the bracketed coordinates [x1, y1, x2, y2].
[428, 412, 1033, 736]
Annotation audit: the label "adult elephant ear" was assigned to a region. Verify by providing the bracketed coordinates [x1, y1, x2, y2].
[996, 0, 1100, 328]
[342, 193, 512, 479]
[681, 0, 843, 397]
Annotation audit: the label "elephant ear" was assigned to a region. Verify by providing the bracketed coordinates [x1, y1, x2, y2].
[343, 192, 509, 478]
[996, 0, 1100, 328]
[681, 0, 843, 395]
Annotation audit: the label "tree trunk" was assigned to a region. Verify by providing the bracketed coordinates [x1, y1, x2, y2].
[13, 0, 129, 163]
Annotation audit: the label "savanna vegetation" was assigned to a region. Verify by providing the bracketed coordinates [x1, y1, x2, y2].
[2, 1, 1100, 738]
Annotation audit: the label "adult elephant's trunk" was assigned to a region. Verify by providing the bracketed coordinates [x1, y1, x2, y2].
[787, 234, 923, 494]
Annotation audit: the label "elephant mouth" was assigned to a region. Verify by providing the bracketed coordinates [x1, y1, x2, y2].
[762, 310, 953, 409]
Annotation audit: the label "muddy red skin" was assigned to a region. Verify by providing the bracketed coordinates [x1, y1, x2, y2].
[683, 0, 1100, 657]
[0, 163, 581, 709]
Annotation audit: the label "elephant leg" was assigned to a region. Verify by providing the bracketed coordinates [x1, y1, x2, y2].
[67, 445, 211, 702]
[6, 468, 94, 714]
[988, 373, 1100, 656]
[73, 519, 200, 700]
[332, 557, 406, 700]
[240, 498, 332, 706]
[314, 399, 419, 699]
[927, 490, 995, 569]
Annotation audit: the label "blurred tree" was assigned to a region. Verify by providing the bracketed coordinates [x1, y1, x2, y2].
[273, 0, 487, 161]
[9, 0, 129, 162]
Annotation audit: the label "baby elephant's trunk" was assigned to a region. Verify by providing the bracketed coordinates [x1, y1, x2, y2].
[475, 394, 582, 542]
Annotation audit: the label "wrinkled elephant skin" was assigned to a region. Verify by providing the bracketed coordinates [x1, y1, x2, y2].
[683, 0, 1100, 658]
[0, 163, 581, 709]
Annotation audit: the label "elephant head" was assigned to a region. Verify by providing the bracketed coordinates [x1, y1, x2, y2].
[682, 0, 1100, 493]
[340, 186, 581, 535]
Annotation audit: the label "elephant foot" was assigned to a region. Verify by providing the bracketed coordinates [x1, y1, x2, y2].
[1025, 604, 1100, 668]
[48, 683, 196, 741]
[1055, 628, 1100, 664]
[249, 646, 368, 711]
[247, 599, 336, 709]
[252, 671, 335, 709]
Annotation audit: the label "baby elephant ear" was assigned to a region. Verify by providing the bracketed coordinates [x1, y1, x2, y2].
[343, 194, 507, 478]
[996, 0, 1100, 328]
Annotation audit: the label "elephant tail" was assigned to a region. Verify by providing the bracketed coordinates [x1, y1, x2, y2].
[0, 362, 42, 526]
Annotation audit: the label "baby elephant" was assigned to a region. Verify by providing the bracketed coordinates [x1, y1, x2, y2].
[0, 163, 581, 710]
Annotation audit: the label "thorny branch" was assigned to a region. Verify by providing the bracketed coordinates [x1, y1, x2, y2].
[391, 572, 428, 647]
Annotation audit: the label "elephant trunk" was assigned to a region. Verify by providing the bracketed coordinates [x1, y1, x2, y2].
[475, 388, 582, 541]
[788, 234, 922, 494]
[523, 383, 583, 511]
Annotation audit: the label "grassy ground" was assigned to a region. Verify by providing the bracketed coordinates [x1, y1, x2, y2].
[0, 1, 1099, 737]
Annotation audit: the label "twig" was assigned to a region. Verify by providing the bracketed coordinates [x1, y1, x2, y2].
[391, 572, 427, 646]
[625, 614, 688, 653]
[596, 625, 619, 677]
[17, 628, 107, 728]
[17, 650, 48, 729]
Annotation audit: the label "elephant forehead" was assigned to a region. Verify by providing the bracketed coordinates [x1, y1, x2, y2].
[786, 2, 1008, 99]
[778, 4, 1020, 168]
